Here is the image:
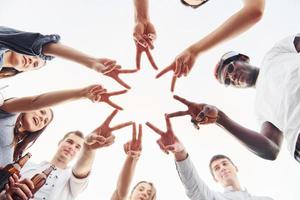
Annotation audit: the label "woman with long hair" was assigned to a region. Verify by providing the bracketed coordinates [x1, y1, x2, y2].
[0, 26, 136, 88]
[111, 123, 156, 200]
[0, 84, 126, 165]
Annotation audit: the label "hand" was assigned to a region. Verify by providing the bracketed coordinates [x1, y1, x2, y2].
[156, 48, 197, 92]
[83, 85, 127, 110]
[133, 21, 158, 70]
[4, 176, 34, 200]
[146, 114, 179, 154]
[167, 95, 218, 129]
[124, 123, 142, 158]
[93, 58, 137, 89]
[85, 110, 133, 150]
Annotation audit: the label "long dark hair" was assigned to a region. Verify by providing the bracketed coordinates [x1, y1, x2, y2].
[0, 67, 21, 79]
[13, 110, 54, 161]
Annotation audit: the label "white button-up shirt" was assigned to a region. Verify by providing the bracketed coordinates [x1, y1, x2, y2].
[175, 156, 273, 200]
[20, 162, 89, 200]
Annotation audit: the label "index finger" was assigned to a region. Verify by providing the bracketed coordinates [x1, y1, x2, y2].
[173, 95, 192, 106]
[119, 69, 138, 74]
[165, 114, 173, 131]
[171, 75, 177, 92]
[110, 121, 134, 131]
[167, 110, 189, 118]
[132, 123, 137, 141]
[107, 90, 127, 96]
[155, 64, 173, 79]
[145, 122, 164, 136]
[103, 109, 118, 125]
[145, 48, 158, 70]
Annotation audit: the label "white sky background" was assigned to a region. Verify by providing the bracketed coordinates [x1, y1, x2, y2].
[0, 0, 300, 199]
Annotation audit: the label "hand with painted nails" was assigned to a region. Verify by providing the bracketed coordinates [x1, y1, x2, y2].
[168, 95, 218, 129]
[4, 175, 34, 200]
[93, 58, 137, 89]
[133, 21, 158, 70]
[156, 48, 197, 92]
[146, 115, 180, 154]
[123, 123, 142, 158]
[84, 110, 133, 150]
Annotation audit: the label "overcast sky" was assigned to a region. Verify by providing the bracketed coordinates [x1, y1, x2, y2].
[1, 0, 299, 199]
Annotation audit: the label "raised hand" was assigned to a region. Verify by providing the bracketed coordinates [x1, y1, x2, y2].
[133, 21, 158, 70]
[84, 110, 133, 150]
[146, 115, 179, 154]
[168, 95, 218, 129]
[156, 48, 196, 92]
[123, 123, 142, 158]
[83, 85, 127, 110]
[92, 58, 137, 89]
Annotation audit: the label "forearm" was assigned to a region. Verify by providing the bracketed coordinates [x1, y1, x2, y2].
[112, 155, 139, 200]
[1, 88, 85, 113]
[216, 110, 280, 160]
[189, 2, 264, 56]
[73, 146, 96, 178]
[134, 0, 150, 22]
[42, 43, 99, 70]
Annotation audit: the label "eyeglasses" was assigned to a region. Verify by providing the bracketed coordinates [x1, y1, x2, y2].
[223, 62, 235, 86]
[187, 0, 209, 8]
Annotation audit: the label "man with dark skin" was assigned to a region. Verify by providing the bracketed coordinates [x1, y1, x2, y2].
[167, 34, 300, 163]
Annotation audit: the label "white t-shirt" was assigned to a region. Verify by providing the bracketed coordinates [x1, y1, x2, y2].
[20, 161, 89, 200]
[255, 34, 300, 158]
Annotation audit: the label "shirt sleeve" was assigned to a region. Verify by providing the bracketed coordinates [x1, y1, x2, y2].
[68, 171, 89, 197]
[0, 26, 60, 61]
[175, 156, 219, 200]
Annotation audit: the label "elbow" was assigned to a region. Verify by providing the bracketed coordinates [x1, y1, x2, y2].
[248, 8, 264, 23]
[261, 149, 280, 161]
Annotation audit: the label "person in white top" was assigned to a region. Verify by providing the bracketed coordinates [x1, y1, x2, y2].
[133, 0, 265, 91]
[146, 115, 273, 200]
[167, 34, 300, 163]
[1, 109, 133, 200]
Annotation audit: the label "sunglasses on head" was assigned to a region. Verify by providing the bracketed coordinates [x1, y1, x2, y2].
[223, 62, 235, 86]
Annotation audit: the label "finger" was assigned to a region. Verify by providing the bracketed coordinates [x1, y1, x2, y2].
[136, 48, 142, 70]
[105, 135, 115, 144]
[145, 48, 158, 70]
[110, 121, 133, 131]
[22, 179, 34, 191]
[175, 59, 182, 77]
[196, 106, 211, 122]
[124, 143, 129, 154]
[171, 75, 177, 92]
[165, 114, 172, 131]
[106, 99, 123, 110]
[148, 33, 156, 41]
[132, 123, 137, 141]
[155, 65, 173, 79]
[107, 90, 127, 96]
[173, 95, 191, 106]
[134, 35, 148, 48]
[167, 110, 190, 118]
[102, 65, 118, 75]
[145, 122, 164, 136]
[183, 63, 190, 77]
[103, 60, 117, 66]
[111, 76, 131, 89]
[137, 124, 142, 142]
[119, 69, 138, 74]
[103, 109, 118, 125]
[145, 36, 154, 50]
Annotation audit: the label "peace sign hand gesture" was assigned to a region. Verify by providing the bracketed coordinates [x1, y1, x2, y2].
[146, 114, 180, 154]
[124, 123, 142, 158]
[167, 95, 219, 129]
[84, 110, 133, 150]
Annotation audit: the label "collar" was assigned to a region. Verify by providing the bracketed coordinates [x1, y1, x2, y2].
[224, 185, 247, 193]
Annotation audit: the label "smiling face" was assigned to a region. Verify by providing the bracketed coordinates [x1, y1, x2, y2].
[10, 52, 46, 72]
[130, 182, 156, 200]
[181, 0, 209, 8]
[211, 158, 239, 187]
[219, 60, 258, 88]
[56, 133, 84, 163]
[21, 108, 53, 132]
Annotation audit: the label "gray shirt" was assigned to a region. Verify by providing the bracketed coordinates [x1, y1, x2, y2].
[0, 26, 60, 69]
[0, 108, 18, 166]
[175, 156, 273, 200]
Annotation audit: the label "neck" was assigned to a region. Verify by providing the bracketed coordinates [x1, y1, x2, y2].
[50, 155, 68, 169]
[3, 51, 14, 68]
[224, 179, 242, 191]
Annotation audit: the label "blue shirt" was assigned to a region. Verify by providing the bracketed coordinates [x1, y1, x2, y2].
[0, 26, 60, 70]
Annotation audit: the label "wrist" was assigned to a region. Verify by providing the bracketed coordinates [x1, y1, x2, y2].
[174, 149, 188, 162]
[216, 109, 226, 125]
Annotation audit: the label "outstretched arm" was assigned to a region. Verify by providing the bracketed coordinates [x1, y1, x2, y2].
[111, 124, 142, 200]
[216, 110, 283, 160]
[0, 85, 105, 113]
[189, 0, 264, 56]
